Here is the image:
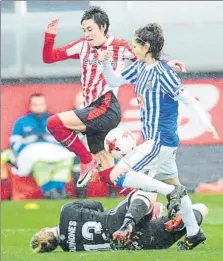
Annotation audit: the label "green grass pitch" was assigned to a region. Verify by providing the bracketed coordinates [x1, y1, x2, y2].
[2, 194, 223, 261]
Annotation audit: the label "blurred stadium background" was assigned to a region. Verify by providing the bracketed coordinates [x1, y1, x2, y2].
[2, 1, 223, 196]
[1, 1, 223, 261]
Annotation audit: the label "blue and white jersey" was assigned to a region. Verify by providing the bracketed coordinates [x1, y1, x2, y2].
[122, 60, 183, 147]
[10, 113, 56, 155]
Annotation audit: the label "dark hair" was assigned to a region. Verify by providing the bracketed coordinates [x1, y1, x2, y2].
[81, 6, 110, 35]
[134, 23, 164, 60]
[31, 231, 59, 253]
[30, 93, 45, 99]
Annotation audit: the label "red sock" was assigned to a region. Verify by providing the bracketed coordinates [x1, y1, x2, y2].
[99, 167, 113, 184]
[99, 167, 133, 196]
[47, 115, 92, 164]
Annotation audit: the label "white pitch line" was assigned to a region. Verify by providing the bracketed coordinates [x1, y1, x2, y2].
[2, 228, 39, 232]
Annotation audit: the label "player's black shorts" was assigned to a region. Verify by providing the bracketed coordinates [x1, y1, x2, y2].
[75, 91, 121, 154]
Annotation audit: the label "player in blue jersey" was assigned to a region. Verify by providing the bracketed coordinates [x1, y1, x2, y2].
[97, 23, 219, 250]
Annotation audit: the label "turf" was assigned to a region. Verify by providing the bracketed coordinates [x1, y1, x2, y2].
[2, 194, 223, 261]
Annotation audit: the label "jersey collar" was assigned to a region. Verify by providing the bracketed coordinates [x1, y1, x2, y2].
[102, 32, 114, 47]
[91, 33, 114, 51]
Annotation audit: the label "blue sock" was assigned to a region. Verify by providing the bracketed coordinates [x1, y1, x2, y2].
[114, 171, 175, 195]
[114, 173, 127, 187]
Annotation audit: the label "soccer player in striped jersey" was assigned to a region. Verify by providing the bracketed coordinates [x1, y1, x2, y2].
[98, 23, 219, 250]
[43, 6, 186, 190]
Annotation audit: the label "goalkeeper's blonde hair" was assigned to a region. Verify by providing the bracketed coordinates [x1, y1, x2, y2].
[31, 231, 59, 253]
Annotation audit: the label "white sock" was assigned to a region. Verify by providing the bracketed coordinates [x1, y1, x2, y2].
[117, 171, 175, 196]
[179, 195, 200, 237]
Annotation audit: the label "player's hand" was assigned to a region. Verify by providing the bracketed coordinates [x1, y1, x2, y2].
[45, 18, 59, 35]
[168, 60, 186, 73]
[97, 49, 113, 61]
[206, 122, 220, 140]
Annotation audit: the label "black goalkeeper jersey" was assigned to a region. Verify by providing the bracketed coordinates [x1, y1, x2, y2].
[58, 199, 203, 252]
[58, 199, 128, 251]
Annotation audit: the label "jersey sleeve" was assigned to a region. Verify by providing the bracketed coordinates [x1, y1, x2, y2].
[77, 200, 104, 212]
[61, 200, 104, 213]
[10, 119, 26, 154]
[122, 41, 137, 62]
[160, 69, 183, 100]
[121, 60, 139, 84]
[43, 33, 84, 63]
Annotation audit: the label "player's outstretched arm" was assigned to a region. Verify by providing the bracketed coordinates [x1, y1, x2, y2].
[98, 50, 137, 87]
[160, 69, 219, 140]
[99, 52, 129, 87]
[167, 60, 186, 73]
[179, 89, 219, 140]
[43, 19, 82, 63]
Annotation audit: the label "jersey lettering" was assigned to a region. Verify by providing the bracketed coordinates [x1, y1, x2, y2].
[82, 221, 110, 251]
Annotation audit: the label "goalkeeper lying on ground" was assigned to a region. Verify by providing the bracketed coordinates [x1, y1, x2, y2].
[31, 190, 207, 253]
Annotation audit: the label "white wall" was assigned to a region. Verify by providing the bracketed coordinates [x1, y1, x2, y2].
[126, 1, 223, 24]
[2, 1, 223, 78]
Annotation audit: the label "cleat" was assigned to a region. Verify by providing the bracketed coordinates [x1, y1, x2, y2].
[166, 185, 187, 218]
[112, 220, 135, 246]
[177, 229, 206, 250]
[164, 213, 185, 232]
[77, 155, 98, 187]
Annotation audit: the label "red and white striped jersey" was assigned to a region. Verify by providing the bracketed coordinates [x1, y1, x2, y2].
[43, 33, 136, 106]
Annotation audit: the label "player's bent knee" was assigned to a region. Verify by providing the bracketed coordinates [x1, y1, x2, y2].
[58, 111, 86, 131]
[46, 115, 60, 133]
[130, 191, 157, 214]
[164, 177, 181, 185]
